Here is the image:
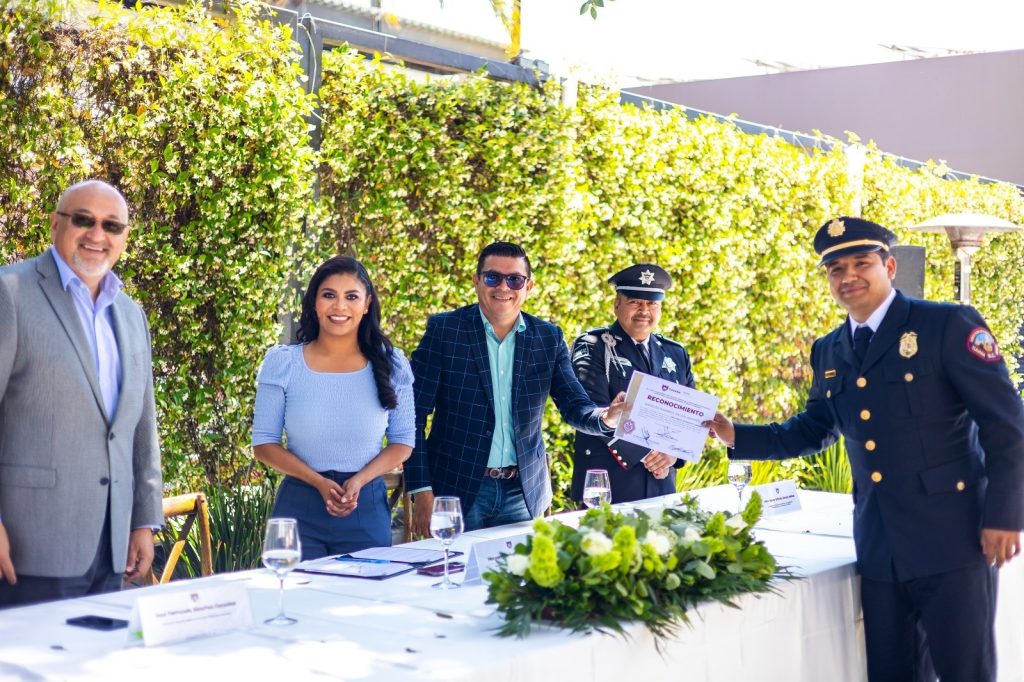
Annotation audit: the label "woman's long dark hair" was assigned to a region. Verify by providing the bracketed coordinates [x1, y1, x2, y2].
[295, 256, 398, 410]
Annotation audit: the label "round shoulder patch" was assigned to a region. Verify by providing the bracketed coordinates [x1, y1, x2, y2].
[966, 326, 1002, 362]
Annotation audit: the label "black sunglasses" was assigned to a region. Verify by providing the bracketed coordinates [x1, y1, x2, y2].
[55, 211, 129, 235]
[481, 271, 530, 290]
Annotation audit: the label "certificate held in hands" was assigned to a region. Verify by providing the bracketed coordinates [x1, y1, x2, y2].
[614, 371, 720, 462]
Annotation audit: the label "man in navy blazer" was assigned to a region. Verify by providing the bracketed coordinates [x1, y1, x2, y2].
[408, 242, 625, 534]
[708, 218, 1024, 681]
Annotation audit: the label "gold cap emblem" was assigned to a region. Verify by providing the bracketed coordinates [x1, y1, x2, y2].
[827, 219, 846, 237]
[899, 331, 918, 358]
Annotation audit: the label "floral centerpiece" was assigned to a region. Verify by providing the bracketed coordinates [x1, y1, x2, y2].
[483, 493, 783, 641]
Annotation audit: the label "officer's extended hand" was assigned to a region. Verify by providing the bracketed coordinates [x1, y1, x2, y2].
[601, 392, 628, 428]
[0, 523, 16, 585]
[643, 451, 677, 479]
[704, 411, 736, 448]
[981, 528, 1021, 568]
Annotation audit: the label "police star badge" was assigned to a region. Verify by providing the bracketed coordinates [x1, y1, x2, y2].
[662, 357, 677, 373]
[827, 219, 846, 237]
[639, 269, 656, 285]
[899, 331, 918, 358]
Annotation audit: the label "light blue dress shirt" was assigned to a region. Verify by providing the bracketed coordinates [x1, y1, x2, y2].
[482, 310, 526, 469]
[50, 247, 123, 421]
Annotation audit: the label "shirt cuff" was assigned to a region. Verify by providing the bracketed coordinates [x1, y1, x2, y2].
[408, 486, 432, 496]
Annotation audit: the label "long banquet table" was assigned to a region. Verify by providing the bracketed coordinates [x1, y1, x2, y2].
[1, 486, 1022, 681]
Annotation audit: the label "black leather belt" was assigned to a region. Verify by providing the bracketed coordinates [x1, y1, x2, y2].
[483, 466, 518, 480]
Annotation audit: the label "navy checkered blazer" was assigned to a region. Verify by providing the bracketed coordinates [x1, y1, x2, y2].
[407, 304, 609, 517]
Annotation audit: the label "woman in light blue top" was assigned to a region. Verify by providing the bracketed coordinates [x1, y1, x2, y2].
[252, 256, 415, 559]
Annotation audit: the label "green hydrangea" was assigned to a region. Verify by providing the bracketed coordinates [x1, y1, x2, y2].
[529, 533, 564, 588]
[612, 524, 638, 574]
[742, 491, 764, 527]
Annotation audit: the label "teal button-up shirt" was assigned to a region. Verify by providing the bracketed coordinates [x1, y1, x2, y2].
[482, 310, 526, 468]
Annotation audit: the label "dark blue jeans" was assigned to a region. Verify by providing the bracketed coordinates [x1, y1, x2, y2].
[272, 472, 391, 561]
[464, 477, 532, 531]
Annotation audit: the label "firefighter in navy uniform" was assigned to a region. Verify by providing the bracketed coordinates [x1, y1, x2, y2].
[707, 217, 1024, 682]
[570, 264, 695, 503]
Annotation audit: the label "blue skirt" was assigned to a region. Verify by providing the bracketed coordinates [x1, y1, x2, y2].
[271, 472, 391, 561]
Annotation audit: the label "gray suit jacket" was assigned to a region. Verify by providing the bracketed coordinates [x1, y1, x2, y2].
[0, 252, 163, 577]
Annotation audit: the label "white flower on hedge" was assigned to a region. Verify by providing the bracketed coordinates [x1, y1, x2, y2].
[644, 530, 673, 556]
[580, 531, 613, 556]
[506, 554, 530, 576]
[725, 513, 747, 533]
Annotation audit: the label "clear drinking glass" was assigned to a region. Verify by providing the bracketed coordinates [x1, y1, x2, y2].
[430, 496, 464, 590]
[727, 461, 753, 510]
[262, 517, 301, 625]
[582, 469, 612, 508]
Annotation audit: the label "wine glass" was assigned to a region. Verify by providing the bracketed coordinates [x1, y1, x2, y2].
[262, 517, 302, 625]
[582, 469, 612, 508]
[727, 460, 753, 511]
[430, 496, 464, 590]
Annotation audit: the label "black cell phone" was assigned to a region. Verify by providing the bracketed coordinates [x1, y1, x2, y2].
[416, 562, 464, 577]
[66, 615, 129, 631]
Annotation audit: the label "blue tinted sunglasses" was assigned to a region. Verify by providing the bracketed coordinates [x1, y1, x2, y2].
[481, 271, 530, 290]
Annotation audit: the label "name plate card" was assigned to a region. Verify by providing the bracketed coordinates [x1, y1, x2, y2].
[750, 480, 801, 517]
[129, 584, 253, 647]
[462, 533, 529, 585]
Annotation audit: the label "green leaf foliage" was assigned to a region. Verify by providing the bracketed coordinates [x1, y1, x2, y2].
[1, 0, 317, 490]
[317, 52, 1024, 507]
[3, 7, 1022, 515]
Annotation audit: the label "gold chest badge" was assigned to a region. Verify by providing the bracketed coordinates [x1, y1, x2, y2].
[899, 331, 918, 358]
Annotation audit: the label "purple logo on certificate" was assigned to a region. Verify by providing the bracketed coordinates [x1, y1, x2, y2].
[622, 419, 635, 434]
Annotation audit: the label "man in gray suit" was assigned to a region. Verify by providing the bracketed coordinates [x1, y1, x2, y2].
[0, 179, 163, 607]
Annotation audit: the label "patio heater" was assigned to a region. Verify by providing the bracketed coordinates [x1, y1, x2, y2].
[906, 213, 1023, 305]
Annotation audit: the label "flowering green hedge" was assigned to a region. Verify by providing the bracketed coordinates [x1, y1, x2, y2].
[3, 3, 1023, 506]
[316, 48, 1024, 506]
[0, 0, 316, 488]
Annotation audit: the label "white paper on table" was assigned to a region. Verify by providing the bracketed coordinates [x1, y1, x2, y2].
[462, 533, 529, 585]
[749, 480, 802, 517]
[129, 583, 252, 647]
[613, 371, 720, 462]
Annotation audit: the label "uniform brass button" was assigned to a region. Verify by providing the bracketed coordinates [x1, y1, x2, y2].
[826, 390, 832, 398]
[865, 440, 876, 451]
[871, 471, 882, 483]
[904, 373, 914, 382]
[860, 409, 871, 421]
[856, 377, 867, 388]
[956, 480, 966, 491]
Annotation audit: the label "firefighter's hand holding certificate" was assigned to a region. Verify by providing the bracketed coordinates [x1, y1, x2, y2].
[614, 372, 720, 462]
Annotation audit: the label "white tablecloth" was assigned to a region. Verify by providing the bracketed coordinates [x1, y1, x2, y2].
[0, 487, 1021, 681]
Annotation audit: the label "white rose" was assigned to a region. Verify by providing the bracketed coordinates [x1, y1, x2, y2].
[506, 554, 530, 576]
[580, 531, 614, 556]
[644, 530, 672, 556]
[682, 526, 702, 543]
[725, 514, 747, 533]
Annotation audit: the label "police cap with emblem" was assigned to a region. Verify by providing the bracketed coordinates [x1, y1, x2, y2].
[814, 216, 898, 266]
[608, 264, 672, 301]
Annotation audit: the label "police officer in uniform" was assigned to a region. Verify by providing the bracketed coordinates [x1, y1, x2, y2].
[707, 217, 1024, 681]
[570, 264, 695, 503]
